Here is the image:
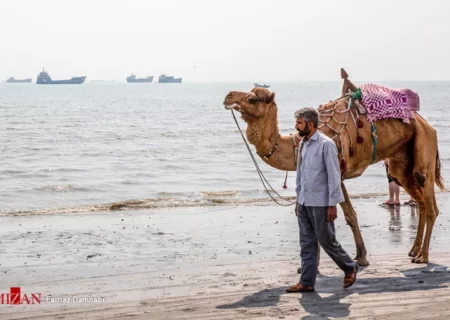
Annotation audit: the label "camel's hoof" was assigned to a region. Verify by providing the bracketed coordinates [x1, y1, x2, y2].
[411, 254, 428, 264]
[408, 247, 420, 257]
[411, 257, 428, 264]
[355, 257, 369, 267]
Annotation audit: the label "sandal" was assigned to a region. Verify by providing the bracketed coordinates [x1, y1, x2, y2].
[343, 264, 359, 288]
[382, 201, 394, 207]
[286, 283, 315, 293]
[404, 200, 417, 206]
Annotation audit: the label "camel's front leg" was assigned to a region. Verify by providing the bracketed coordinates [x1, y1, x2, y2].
[339, 182, 369, 266]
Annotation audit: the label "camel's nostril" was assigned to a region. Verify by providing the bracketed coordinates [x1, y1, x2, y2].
[226, 93, 233, 99]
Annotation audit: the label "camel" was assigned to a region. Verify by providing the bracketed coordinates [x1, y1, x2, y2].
[223, 69, 444, 266]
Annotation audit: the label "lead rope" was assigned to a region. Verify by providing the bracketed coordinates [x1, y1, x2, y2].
[230, 109, 296, 206]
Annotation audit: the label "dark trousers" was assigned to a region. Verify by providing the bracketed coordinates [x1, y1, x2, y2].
[297, 204, 355, 286]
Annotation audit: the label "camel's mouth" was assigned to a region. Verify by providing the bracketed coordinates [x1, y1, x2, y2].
[224, 103, 241, 111]
[224, 103, 252, 120]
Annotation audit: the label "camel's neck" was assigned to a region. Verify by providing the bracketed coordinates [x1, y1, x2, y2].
[246, 105, 280, 155]
[245, 105, 297, 171]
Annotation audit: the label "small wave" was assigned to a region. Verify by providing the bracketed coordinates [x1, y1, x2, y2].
[3, 189, 450, 217]
[348, 191, 387, 199]
[39, 168, 85, 173]
[34, 184, 92, 192]
[0, 170, 26, 175]
[0, 197, 292, 216]
[201, 190, 239, 197]
[26, 147, 54, 151]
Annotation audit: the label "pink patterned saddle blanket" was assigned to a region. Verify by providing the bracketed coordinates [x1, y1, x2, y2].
[360, 84, 420, 124]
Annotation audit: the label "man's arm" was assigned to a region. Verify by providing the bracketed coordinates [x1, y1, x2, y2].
[295, 141, 303, 199]
[323, 141, 343, 206]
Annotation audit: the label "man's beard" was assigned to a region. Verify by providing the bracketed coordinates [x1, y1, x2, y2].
[297, 127, 310, 137]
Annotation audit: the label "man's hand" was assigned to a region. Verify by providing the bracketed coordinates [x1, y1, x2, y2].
[327, 206, 337, 221]
[295, 203, 299, 216]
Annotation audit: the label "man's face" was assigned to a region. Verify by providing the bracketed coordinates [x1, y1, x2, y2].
[295, 117, 311, 137]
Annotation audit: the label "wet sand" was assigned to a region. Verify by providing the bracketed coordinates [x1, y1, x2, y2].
[1, 193, 450, 319]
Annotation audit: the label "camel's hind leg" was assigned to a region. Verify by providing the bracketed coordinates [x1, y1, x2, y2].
[402, 180, 438, 263]
[411, 187, 437, 263]
[410, 118, 440, 263]
[390, 161, 438, 263]
[389, 161, 425, 258]
[389, 121, 440, 263]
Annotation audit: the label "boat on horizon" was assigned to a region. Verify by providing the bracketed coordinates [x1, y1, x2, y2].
[126, 74, 154, 83]
[6, 77, 32, 83]
[36, 69, 86, 84]
[158, 74, 182, 83]
[254, 83, 270, 88]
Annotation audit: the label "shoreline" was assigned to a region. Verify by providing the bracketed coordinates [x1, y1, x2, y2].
[1, 194, 450, 319]
[2, 188, 450, 217]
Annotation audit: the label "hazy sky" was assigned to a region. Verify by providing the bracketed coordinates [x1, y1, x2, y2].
[1, 0, 449, 81]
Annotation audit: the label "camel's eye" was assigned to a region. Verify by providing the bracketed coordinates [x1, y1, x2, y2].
[248, 97, 258, 104]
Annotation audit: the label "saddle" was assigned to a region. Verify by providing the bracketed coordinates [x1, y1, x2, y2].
[340, 68, 420, 123]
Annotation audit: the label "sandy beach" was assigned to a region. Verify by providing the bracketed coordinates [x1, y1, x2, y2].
[1, 193, 450, 319]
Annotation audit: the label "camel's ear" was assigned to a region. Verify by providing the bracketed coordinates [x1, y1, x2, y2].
[266, 92, 275, 103]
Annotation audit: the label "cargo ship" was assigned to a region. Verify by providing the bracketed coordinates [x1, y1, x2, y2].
[158, 74, 182, 83]
[36, 69, 86, 84]
[126, 74, 154, 83]
[6, 77, 32, 83]
[254, 83, 270, 88]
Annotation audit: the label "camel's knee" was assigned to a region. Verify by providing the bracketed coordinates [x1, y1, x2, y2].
[414, 171, 427, 187]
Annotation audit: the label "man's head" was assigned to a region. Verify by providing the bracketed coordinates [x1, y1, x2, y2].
[294, 107, 319, 138]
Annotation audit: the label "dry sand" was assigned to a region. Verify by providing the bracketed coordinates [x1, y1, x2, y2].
[1, 194, 450, 319]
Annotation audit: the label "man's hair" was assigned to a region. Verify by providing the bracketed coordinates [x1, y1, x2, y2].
[294, 107, 319, 128]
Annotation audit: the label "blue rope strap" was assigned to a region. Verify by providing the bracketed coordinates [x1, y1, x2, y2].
[370, 123, 378, 164]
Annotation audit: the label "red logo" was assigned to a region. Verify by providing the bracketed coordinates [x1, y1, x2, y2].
[0, 287, 41, 305]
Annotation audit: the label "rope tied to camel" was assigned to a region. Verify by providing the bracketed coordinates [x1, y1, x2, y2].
[318, 88, 378, 171]
[229, 109, 296, 206]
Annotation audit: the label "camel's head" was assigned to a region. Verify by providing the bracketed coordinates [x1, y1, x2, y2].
[223, 88, 276, 122]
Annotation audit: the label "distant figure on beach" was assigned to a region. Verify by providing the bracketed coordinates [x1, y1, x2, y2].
[383, 159, 400, 206]
[286, 107, 358, 293]
[384, 159, 417, 207]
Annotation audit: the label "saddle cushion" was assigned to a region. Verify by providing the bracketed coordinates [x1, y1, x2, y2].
[360, 84, 420, 123]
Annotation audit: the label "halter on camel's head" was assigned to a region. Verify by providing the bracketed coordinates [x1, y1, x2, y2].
[223, 87, 276, 122]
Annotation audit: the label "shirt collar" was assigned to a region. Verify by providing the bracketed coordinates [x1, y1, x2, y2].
[305, 130, 320, 143]
[310, 130, 320, 141]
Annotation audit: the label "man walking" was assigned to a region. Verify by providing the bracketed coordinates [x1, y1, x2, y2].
[286, 107, 359, 293]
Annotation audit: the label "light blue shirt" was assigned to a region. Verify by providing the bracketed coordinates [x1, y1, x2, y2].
[296, 130, 345, 207]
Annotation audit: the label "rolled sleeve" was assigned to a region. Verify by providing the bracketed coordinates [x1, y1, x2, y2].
[323, 141, 344, 206]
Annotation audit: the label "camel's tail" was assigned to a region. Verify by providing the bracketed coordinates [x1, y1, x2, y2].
[436, 149, 445, 191]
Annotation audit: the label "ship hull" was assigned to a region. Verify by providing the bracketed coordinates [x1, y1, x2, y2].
[37, 76, 86, 84]
[6, 79, 32, 83]
[126, 78, 154, 83]
[159, 78, 182, 83]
